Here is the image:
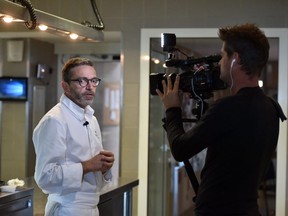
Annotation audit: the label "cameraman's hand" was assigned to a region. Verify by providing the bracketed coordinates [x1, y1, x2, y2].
[156, 75, 181, 109]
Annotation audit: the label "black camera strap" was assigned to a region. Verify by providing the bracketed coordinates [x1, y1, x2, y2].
[180, 119, 200, 201]
[183, 159, 199, 202]
[162, 118, 200, 202]
[268, 97, 287, 122]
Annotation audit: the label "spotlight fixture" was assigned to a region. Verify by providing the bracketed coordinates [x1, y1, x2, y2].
[38, 24, 48, 31]
[69, 33, 79, 40]
[2, 16, 13, 23]
[0, 0, 104, 42]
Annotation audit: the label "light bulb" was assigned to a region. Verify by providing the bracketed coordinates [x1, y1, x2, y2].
[38, 24, 48, 31]
[69, 33, 78, 40]
[3, 16, 13, 23]
[154, 59, 160, 64]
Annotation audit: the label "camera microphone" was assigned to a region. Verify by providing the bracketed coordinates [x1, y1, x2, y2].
[83, 121, 89, 126]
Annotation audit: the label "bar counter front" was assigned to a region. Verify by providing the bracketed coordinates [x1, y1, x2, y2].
[0, 177, 139, 216]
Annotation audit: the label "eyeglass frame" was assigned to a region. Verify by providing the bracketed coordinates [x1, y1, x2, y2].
[69, 77, 102, 87]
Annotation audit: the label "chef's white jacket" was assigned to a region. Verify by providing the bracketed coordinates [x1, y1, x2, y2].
[33, 94, 112, 215]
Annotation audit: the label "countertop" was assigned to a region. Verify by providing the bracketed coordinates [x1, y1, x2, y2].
[99, 177, 139, 202]
[1, 176, 139, 215]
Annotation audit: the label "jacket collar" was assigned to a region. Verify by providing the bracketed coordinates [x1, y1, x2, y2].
[60, 94, 94, 124]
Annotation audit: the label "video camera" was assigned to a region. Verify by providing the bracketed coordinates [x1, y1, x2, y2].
[150, 33, 227, 100]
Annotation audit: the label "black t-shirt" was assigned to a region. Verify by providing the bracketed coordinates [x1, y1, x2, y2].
[164, 87, 285, 215]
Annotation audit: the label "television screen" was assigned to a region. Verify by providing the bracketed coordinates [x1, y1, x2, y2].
[0, 77, 28, 101]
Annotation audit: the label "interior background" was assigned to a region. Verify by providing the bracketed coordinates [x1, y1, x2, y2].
[1, 0, 288, 215]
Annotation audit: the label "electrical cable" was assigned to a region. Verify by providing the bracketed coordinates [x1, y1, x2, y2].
[12, 0, 37, 30]
[191, 68, 205, 118]
[229, 59, 236, 91]
[82, 0, 105, 30]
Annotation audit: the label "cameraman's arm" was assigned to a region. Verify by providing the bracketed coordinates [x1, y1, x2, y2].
[164, 107, 205, 161]
[157, 74, 210, 160]
[165, 98, 228, 161]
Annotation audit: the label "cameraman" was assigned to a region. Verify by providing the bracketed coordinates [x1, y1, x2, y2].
[156, 23, 286, 215]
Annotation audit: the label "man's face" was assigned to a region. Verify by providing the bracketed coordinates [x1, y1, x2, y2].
[62, 65, 97, 109]
[219, 42, 233, 86]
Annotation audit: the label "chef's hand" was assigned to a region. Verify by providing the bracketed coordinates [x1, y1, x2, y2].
[82, 150, 114, 174]
[99, 150, 114, 174]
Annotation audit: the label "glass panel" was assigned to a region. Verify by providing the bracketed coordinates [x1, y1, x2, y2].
[148, 46, 167, 216]
[148, 37, 224, 216]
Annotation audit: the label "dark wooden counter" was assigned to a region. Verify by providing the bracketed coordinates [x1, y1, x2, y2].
[1, 177, 138, 215]
[98, 178, 139, 215]
[0, 187, 34, 216]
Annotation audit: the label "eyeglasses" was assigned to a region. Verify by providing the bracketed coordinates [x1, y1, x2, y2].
[69, 77, 101, 87]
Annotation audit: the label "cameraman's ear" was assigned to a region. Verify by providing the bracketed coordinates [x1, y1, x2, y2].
[232, 52, 240, 64]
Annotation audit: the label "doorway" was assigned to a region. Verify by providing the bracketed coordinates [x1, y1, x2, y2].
[138, 28, 288, 216]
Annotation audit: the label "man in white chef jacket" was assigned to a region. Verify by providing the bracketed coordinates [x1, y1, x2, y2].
[33, 57, 115, 216]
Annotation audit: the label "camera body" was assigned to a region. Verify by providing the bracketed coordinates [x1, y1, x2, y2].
[150, 33, 227, 99]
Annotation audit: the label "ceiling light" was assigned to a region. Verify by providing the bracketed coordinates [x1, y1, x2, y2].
[153, 58, 160, 64]
[142, 55, 150, 61]
[0, 0, 104, 42]
[38, 24, 48, 31]
[2, 16, 13, 23]
[69, 33, 79, 40]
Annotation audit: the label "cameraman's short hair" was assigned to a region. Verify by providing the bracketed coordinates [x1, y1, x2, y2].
[218, 23, 269, 77]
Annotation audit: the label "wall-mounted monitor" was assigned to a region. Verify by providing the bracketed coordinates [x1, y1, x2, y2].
[0, 77, 28, 101]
